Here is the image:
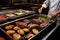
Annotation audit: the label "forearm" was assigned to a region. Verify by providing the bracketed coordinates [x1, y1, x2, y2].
[57, 10, 60, 14]
[55, 10, 60, 15]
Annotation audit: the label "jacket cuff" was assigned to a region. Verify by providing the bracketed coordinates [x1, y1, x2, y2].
[42, 4, 47, 8]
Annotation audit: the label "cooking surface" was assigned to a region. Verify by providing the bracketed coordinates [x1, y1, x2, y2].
[46, 25, 60, 40]
[0, 14, 54, 40]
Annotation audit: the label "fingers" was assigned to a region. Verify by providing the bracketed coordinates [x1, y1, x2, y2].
[38, 8, 42, 13]
[51, 13, 57, 17]
[38, 9, 41, 13]
[38, 6, 45, 13]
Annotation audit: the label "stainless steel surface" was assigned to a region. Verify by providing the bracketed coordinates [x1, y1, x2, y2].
[0, 14, 37, 26]
[42, 25, 59, 40]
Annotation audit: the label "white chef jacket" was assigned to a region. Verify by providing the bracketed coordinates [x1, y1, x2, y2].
[42, 0, 60, 18]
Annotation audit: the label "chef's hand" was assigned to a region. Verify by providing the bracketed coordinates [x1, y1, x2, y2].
[38, 8, 42, 13]
[51, 12, 58, 17]
[38, 6, 44, 13]
[51, 10, 60, 17]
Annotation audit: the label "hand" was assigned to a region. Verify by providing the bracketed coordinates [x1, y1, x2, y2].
[38, 7, 44, 13]
[51, 12, 57, 17]
[51, 10, 60, 17]
[38, 8, 42, 13]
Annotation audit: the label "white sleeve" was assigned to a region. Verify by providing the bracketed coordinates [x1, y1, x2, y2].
[42, 4, 47, 8]
[42, 0, 50, 8]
